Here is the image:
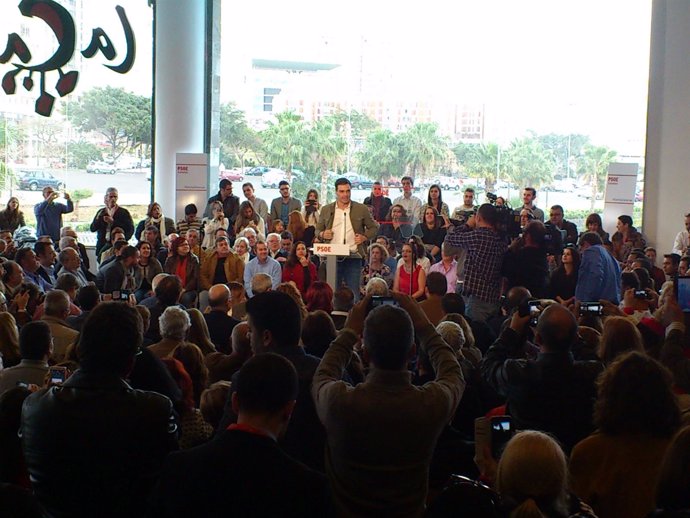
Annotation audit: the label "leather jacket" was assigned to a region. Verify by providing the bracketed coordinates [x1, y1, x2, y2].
[20, 370, 178, 518]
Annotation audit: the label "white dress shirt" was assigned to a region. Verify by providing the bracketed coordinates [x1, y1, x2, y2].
[332, 203, 357, 253]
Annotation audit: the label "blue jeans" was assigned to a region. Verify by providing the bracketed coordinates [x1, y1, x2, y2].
[337, 257, 364, 302]
[464, 295, 499, 323]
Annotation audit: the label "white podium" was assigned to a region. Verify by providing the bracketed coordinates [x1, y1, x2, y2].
[312, 243, 352, 291]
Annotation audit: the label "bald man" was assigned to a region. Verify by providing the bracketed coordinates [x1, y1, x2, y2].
[481, 303, 604, 453]
[203, 284, 241, 353]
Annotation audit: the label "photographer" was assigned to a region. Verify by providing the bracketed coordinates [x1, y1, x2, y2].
[444, 204, 507, 323]
[301, 189, 321, 229]
[34, 187, 73, 243]
[502, 220, 550, 299]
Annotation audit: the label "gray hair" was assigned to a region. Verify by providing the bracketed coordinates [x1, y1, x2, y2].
[44, 289, 70, 318]
[436, 321, 465, 354]
[159, 305, 191, 340]
[266, 232, 281, 242]
[251, 272, 273, 295]
[59, 236, 77, 250]
[239, 227, 257, 238]
[365, 277, 390, 297]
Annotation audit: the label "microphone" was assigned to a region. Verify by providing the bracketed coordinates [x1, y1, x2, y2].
[343, 212, 347, 245]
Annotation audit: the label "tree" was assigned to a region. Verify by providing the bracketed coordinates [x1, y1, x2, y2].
[219, 103, 260, 170]
[261, 111, 308, 182]
[577, 144, 617, 211]
[400, 123, 448, 180]
[305, 119, 347, 202]
[0, 162, 16, 192]
[69, 188, 93, 221]
[65, 86, 151, 160]
[357, 129, 405, 180]
[454, 141, 501, 191]
[536, 132, 590, 178]
[502, 137, 555, 190]
[322, 109, 379, 139]
[66, 141, 102, 169]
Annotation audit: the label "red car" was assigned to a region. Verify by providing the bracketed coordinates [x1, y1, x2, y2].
[220, 169, 244, 182]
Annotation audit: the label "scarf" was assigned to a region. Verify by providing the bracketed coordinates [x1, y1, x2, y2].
[146, 215, 167, 241]
[104, 204, 118, 242]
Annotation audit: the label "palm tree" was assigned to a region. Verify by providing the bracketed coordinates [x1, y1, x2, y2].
[357, 129, 405, 181]
[401, 123, 448, 181]
[502, 137, 555, 190]
[454, 141, 501, 191]
[260, 111, 308, 182]
[306, 119, 347, 202]
[577, 144, 617, 211]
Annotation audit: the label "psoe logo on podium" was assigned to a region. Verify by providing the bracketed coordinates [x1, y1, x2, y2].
[313, 243, 350, 256]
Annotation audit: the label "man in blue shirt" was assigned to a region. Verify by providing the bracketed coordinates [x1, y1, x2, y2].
[34, 187, 73, 242]
[244, 241, 281, 297]
[575, 232, 621, 303]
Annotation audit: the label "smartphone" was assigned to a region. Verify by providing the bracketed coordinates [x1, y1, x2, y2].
[528, 300, 541, 326]
[369, 296, 398, 311]
[579, 302, 604, 316]
[490, 416, 514, 459]
[676, 276, 690, 312]
[634, 289, 649, 300]
[49, 366, 67, 385]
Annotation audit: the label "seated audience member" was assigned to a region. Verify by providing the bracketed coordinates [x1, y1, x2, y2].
[376, 235, 399, 273]
[419, 271, 448, 326]
[250, 272, 273, 297]
[436, 319, 481, 369]
[331, 286, 355, 330]
[650, 426, 690, 517]
[40, 290, 78, 363]
[266, 232, 283, 260]
[2, 260, 24, 298]
[393, 241, 426, 300]
[281, 241, 317, 295]
[414, 205, 446, 261]
[163, 236, 199, 309]
[199, 380, 232, 431]
[150, 353, 330, 517]
[428, 243, 458, 294]
[550, 245, 580, 302]
[95, 240, 128, 290]
[148, 306, 192, 359]
[302, 311, 338, 358]
[663, 252, 681, 282]
[203, 284, 240, 353]
[57, 247, 89, 288]
[15, 247, 51, 293]
[548, 204, 579, 245]
[34, 241, 57, 286]
[570, 352, 681, 518]
[431, 430, 596, 517]
[365, 277, 390, 297]
[135, 202, 176, 243]
[612, 214, 646, 263]
[235, 201, 266, 240]
[481, 303, 604, 453]
[360, 243, 393, 297]
[176, 203, 202, 237]
[0, 321, 51, 395]
[185, 309, 216, 356]
[304, 281, 334, 313]
[276, 282, 308, 321]
[198, 236, 244, 309]
[99, 228, 127, 264]
[160, 357, 213, 449]
[140, 275, 184, 343]
[101, 245, 139, 296]
[598, 316, 644, 365]
[134, 240, 163, 303]
[218, 291, 326, 472]
[581, 212, 610, 242]
[312, 294, 464, 516]
[244, 241, 281, 297]
[377, 204, 413, 254]
[205, 321, 253, 384]
[32, 272, 81, 320]
[644, 246, 668, 289]
[66, 284, 100, 332]
[156, 232, 179, 266]
[20, 302, 178, 517]
[201, 201, 228, 249]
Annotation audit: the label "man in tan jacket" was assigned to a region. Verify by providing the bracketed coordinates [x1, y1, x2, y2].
[199, 236, 244, 310]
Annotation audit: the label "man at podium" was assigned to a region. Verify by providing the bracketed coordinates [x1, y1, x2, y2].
[316, 178, 379, 300]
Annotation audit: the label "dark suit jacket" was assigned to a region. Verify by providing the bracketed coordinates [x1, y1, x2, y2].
[149, 429, 331, 518]
[203, 311, 240, 353]
[363, 195, 392, 222]
[316, 201, 379, 258]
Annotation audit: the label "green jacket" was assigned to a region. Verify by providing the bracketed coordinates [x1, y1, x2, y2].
[316, 201, 379, 258]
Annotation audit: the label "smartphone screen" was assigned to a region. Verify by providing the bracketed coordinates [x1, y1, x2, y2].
[49, 367, 66, 385]
[677, 276, 690, 312]
[579, 302, 603, 316]
[490, 416, 514, 459]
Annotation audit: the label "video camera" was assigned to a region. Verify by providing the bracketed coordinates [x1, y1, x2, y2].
[486, 193, 521, 238]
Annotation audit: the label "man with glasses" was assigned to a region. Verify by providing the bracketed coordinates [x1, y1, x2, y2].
[363, 181, 392, 223]
[269, 181, 302, 231]
[90, 188, 134, 258]
[34, 187, 73, 243]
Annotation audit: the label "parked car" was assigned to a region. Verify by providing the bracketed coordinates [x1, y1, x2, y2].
[434, 176, 463, 191]
[246, 166, 271, 177]
[220, 168, 245, 182]
[86, 160, 116, 174]
[261, 168, 300, 188]
[345, 173, 376, 190]
[18, 170, 65, 191]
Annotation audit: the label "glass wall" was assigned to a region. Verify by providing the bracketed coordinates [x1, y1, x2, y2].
[0, 0, 153, 243]
[217, 0, 651, 229]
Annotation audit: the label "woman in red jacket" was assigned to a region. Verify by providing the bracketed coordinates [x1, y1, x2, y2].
[164, 236, 200, 308]
[281, 241, 317, 296]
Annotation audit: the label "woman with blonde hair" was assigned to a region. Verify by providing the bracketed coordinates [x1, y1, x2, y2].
[234, 201, 265, 239]
[185, 308, 216, 356]
[0, 312, 20, 367]
[276, 282, 308, 321]
[172, 342, 209, 408]
[287, 210, 315, 247]
[598, 316, 644, 365]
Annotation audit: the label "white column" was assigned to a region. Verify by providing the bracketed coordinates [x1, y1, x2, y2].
[153, 0, 206, 219]
[644, 0, 690, 252]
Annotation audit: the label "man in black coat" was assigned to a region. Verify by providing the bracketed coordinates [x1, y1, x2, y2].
[203, 284, 240, 353]
[20, 302, 178, 518]
[149, 353, 331, 517]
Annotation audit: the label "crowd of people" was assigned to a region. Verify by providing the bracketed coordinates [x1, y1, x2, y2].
[0, 177, 690, 518]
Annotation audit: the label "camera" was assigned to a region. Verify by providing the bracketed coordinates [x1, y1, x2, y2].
[634, 289, 649, 299]
[527, 300, 541, 326]
[579, 302, 603, 316]
[486, 193, 521, 238]
[111, 290, 131, 301]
